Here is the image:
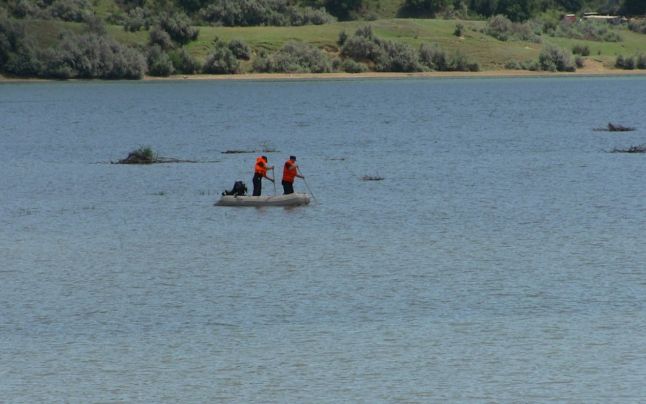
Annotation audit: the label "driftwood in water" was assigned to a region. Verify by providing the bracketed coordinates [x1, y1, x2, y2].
[361, 175, 385, 181]
[608, 123, 635, 132]
[595, 122, 636, 132]
[611, 145, 646, 153]
[222, 143, 279, 154]
[222, 150, 256, 154]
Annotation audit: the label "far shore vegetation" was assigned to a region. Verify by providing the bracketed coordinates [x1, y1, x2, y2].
[2, 0, 646, 80]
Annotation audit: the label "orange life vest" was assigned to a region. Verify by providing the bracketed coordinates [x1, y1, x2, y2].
[282, 160, 297, 183]
[255, 157, 267, 176]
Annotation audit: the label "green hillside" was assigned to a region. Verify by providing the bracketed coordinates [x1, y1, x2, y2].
[2, 0, 646, 79]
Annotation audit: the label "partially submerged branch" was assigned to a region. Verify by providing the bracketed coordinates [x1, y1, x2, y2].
[594, 122, 636, 132]
[611, 145, 646, 153]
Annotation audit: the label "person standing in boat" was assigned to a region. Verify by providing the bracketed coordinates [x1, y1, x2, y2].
[281, 155, 304, 195]
[252, 155, 274, 196]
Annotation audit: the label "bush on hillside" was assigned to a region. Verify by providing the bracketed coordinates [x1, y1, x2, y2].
[0, 13, 24, 68]
[615, 55, 635, 69]
[628, 20, 646, 34]
[454, 23, 463, 37]
[198, 0, 335, 26]
[374, 40, 421, 72]
[504, 59, 538, 70]
[253, 41, 332, 73]
[638, 54, 646, 69]
[147, 45, 174, 76]
[335, 58, 368, 73]
[418, 43, 448, 71]
[538, 44, 576, 72]
[123, 7, 153, 32]
[168, 47, 200, 74]
[30, 33, 146, 79]
[203, 42, 240, 74]
[49, 0, 92, 22]
[149, 26, 174, 50]
[227, 39, 251, 60]
[485, 15, 541, 42]
[158, 12, 198, 45]
[575, 56, 585, 68]
[572, 44, 590, 56]
[553, 20, 622, 42]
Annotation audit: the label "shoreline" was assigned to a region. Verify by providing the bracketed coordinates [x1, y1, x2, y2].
[2, 66, 646, 83]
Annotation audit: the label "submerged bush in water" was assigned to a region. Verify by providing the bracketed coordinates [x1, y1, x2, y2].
[118, 146, 157, 163]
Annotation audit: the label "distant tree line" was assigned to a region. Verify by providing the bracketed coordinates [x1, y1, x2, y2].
[2, 0, 645, 29]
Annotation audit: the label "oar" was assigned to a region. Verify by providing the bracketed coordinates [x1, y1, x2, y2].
[271, 167, 277, 195]
[298, 168, 317, 203]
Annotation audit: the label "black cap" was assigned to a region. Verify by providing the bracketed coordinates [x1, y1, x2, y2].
[290, 155, 296, 160]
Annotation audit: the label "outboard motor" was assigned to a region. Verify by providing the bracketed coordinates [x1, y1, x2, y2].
[223, 181, 247, 196]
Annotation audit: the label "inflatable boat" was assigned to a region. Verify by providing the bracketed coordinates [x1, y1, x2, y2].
[215, 193, 311, 207]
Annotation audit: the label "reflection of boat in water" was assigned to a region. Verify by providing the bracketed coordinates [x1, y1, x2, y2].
[215, 193, 311, 207]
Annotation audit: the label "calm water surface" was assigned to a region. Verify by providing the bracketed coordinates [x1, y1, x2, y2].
[2, 77, 646, 401]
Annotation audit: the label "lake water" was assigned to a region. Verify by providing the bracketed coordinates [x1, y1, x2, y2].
[2, 76, 646, 402]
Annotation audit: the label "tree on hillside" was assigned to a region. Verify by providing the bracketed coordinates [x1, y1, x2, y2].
[468, 0, 498, 17]
[401, 0, 452, 16]
[495, 0, 535, 21]
[323, 0, 363, 20]
[622, 0, 646, 15]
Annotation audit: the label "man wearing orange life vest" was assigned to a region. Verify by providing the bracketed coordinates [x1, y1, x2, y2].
[281, 155, 304, 195]
[252, 155, 274, 196]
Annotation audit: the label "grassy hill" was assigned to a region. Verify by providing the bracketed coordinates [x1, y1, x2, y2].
[99, 17, 646, 70]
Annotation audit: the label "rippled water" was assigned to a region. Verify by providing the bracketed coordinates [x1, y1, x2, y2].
[2, 77, 646, 401]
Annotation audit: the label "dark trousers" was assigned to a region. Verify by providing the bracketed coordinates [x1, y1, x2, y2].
[252, 173, 263, 196]
[282, 180, 294, 195]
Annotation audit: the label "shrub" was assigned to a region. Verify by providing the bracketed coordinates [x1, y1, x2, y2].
[228, 39, 251, 60]
[339, 58, 368, 73]
[4, 43, 43, 76]
[486, 14, 513, 41]
[615, 55, 635, 69]
[159, 12, 199, 45]
[539, 44, 575, 72]
[485, 14, 541, 42]
[454, 23, 463, 37]
[575, 56, 584, 68]
[572, 44, 590, 56]
[637, 54, 646, 69]
[203, 42, 240, 74]
[340, 33, 382, 62]
[198, 0, 334, 27]
[169, 48, 200, 74]
[123, 7, 152, 32]
[44, 33, 145, 79]
[337, 30, 348, 46]
[84, 14, 107, 36]
[147, 45, 174, 76]
[48, 0, 91, 22]
[1, 14, 25, 68]
[450, 52, 479, 71]
[628, 20, 646, 34]
[554, 20, 622, 42]
[504, 59, 522, 69]
[149, 26, 174, 50]
[419, 43, 448, 71]
[253, 41, 331, 73]
[374, 40, 421, 72]
[504, 59, 538, 70]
